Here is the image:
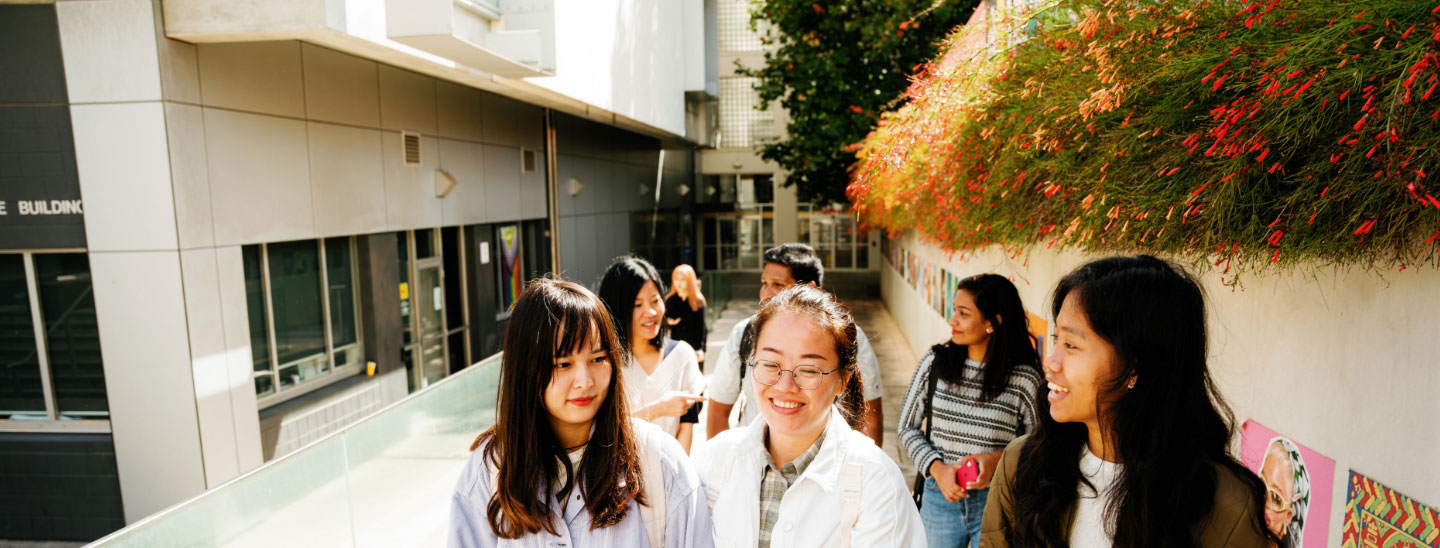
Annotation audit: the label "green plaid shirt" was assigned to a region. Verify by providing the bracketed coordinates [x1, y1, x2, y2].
[757, 429, 827, 548]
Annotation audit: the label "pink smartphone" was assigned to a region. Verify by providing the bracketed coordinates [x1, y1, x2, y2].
[956, 458, 980, 486]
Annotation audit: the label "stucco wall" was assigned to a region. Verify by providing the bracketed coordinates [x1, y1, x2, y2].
[883, 231, 1440, 546]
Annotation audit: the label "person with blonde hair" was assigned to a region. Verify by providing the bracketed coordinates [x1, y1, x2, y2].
[665, 264, 709, 368]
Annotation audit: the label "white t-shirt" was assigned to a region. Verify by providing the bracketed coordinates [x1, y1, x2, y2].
[1069, 445, 1124, 548]
[708, 315, 884, 427]
[622, 339, 705, 437]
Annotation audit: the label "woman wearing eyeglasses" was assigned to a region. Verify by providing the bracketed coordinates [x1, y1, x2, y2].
[694, 285, 924, 548]
[979, 256, 1273, 548]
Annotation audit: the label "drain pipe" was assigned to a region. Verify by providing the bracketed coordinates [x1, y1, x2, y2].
[545, 109, 562, 276]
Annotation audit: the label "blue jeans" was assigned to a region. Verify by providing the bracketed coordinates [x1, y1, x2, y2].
[920, 477, 989, 548]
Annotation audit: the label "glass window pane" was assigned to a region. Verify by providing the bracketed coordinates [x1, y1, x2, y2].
[0, 254, 45, 419]
[399, 232, 412, 348]
[255, 374, 274, 397]
[34, 254, 108, 417]
[243, 246, 272, 375]
[268, 240, 326, 366]
[325, 238, 357, 349]
[415, 228, 435, 259]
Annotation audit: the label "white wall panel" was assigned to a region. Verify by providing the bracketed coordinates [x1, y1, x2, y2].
[382, 133, 444, 230]
[213, 245, 264, 472]
[378, 65, 437, 134]
[437, 80, 484, 142]
[56, 0, 162, 103]
[90, 250, 206, 522]
[178, 247, 241, 487]
[483, 145, 522, 223]
[307, 122, 387, 237]
[197, 41, 305, 118]
[70, 102, 179, 252]
[302, 43, 381, 128]
[204, 108, 315, 245]
[436, 138, 486, 226]
[165, 102, 215, 250]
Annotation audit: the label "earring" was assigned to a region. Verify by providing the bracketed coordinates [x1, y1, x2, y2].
[1127, 379, 1137, 390]
[986, 327, 993, 333]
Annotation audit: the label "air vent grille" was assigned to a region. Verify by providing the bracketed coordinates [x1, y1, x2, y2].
[521, 148, 538, 173]
[401, 131, 421, 166]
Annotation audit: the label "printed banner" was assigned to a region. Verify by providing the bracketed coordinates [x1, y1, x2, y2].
[1342, 470, 1440, 547]
[498, 225, 522, 311]
[1240, 420, 1336, 548]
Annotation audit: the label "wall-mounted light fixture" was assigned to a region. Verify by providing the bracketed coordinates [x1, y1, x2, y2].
[677, 183, 691, 196]
[568, 177, 585, 197]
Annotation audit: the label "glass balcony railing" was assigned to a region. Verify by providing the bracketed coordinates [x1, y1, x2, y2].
[86, 353, 502, 547]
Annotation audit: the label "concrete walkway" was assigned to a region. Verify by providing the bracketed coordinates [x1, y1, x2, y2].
[692, 294, 924, 480]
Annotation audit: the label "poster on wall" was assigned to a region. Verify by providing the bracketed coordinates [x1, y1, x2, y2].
[498, 225, 522, 312]
[1240, 420, 1336, 548]
[1342, 470, 1440, 547]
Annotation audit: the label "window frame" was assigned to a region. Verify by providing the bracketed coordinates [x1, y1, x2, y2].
[0, 249, 110, 433]
[251, 237, 366, 409]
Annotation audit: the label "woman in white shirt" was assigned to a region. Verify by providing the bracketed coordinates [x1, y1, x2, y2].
[598, 256, 706, 453]
[695, 285, 925, 548]
[447, 278, 713, 547]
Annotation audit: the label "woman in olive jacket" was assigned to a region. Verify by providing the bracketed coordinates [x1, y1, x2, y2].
[979, 256, 1273, 548]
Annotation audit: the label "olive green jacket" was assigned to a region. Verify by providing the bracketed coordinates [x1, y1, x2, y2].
[978, 436, 1268, 548]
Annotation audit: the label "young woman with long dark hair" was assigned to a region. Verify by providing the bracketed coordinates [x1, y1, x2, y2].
[598, 256, 706, 453]
[897, 273, 1043, 548]
[447, 278, 713, 547]
[979, 256, 1274, 548]
[696, 285, 924, 547]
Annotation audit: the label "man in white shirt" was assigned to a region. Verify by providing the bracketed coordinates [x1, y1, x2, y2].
[704, 243, 886, 446]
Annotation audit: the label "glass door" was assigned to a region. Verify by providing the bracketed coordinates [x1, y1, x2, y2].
[415, 264, 447, 387]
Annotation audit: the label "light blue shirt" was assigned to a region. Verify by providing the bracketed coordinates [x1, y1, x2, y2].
[448, 429, 714, 548]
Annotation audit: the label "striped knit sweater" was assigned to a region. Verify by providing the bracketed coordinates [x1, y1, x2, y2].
[897, 347, 1043, 478]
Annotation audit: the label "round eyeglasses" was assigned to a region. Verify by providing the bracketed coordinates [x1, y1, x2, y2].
[752, 361, 841, 390]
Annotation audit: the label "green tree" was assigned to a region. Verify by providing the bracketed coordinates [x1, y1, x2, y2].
[741, 0, 980, 204]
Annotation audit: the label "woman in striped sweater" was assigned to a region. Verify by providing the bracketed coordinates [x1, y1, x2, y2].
[897, 274, 1043, 548]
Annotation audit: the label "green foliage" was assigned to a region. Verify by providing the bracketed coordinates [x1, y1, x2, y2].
[740, 0, 980, 204]
[851, 0, 1440, 278]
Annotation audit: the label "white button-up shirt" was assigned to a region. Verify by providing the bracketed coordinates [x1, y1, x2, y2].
[694, 407, 926, 548]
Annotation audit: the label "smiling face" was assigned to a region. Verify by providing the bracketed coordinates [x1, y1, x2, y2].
[544, 324, 612, 444]
[752, 311, 850, 439]
[759, 263, 797, 303]
[631, 280, 664, 347]
[1044, 293, 1123, 433]
[949, 289, 994, 347]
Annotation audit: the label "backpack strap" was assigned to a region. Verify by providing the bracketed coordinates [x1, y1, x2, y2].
[704, 451, 729, 509]
[836, 458, 867, 547]
[911, 356, 940, 506]
[635, 424, 667, 548]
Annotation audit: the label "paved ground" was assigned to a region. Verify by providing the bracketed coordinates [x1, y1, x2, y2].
[692, 294, 923, 480]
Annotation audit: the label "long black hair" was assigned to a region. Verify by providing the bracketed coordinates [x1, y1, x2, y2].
[470, 278, 644, 537]
[1004, 255, 1274, 548]
[597, 256, 668, 356]
[931, 273, 1040, 402]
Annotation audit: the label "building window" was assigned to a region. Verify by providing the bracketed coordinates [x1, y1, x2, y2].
[0, 252, 108, 429]
[244, 238, 364, 403]
[718, 0, 766, 52]
[718, 76, 777, 148]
